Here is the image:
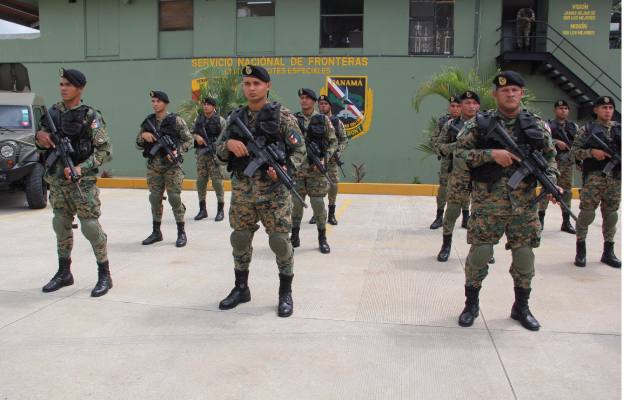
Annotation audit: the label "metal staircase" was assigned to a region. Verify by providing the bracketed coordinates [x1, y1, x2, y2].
[496, 20, 621, 120]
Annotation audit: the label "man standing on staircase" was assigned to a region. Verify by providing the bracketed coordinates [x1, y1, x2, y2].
[572, 96, 621, 269]
[429, 96, 461, 230]
[538, 100, 578, 233]
[516, 7, 536, 49]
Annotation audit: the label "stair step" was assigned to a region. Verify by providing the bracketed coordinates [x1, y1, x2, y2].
[576, 95, 590, 103]
[568, 88, 583, 96]
[560, 82, 575, 90]
[547, 70, 561, 78]
[554, 76, 569, 84]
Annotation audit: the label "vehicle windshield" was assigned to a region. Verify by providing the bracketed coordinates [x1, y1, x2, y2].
[0, 105, 32, 130]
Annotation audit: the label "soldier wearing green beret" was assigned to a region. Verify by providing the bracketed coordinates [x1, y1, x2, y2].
[36, 68, 113, 297]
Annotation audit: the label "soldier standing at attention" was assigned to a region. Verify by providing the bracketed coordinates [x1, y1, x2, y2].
[290, 88, 338, 253]
[316, 94, 348, 225]
[572, 96, 621, 269]
[216, 65, 306, 317]
[454, 71, 559, 331]
[538, 100, 579, 233]
[36, 68, 113, 297]
[429, 96, 461, 229]
[136, 90, 193, 247]
[516, 7, 536, 49]
[192, 97, 227, 222]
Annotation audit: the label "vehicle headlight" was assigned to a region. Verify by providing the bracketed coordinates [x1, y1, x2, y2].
[0, 144, 15, 159]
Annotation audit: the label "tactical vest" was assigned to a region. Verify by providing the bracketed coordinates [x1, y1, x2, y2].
[581, 122, 622, 179]
[226, 102, 284, 174]
[548, 119, 577, 153]
[329, 115, 344, 141]
[49, 104, 94, 166]
[200, 112, 223, 138]
[296, 112, 328, 159]
[141, 113, 178, 159]
[446, 118, 465, 173]
[437, 114, 450, 131]
[470, 111, 545, 186]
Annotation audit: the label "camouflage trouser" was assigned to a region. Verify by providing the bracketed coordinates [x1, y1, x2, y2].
[465, 210, 540, 289]
[443, 170, 472, 235]
[327, 163, 340, 205]
[516, 21, 532, 47]
[229, 174, 294, 276]
[539, 158, 573, 211]
[147, 165, 186, 223]
[49, 179, 108, 263]
[435, 159, 449, 210]
[576, 174, 621, 241]
[196, 153, 224, 203]
[292, 167, 329, 230]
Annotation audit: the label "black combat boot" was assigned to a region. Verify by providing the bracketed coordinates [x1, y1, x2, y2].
[461, 210, 470, 229]
[142, 221, 163, 245]
[538, 211, 545, 230]
[277, 274, 294, 317]
[309, 215, 316, 224]
[574, 240, 586, 267]
[219, 270, 251, 310]
[489, 256, 495, 264]
[458, 285, 480, 327]
[430, 209, 444, 229]
[175, 222, 187, 247]
[215, 202, 225, 222]
[42, 258, 74, 293]
[291, 227, 300, 248]
[318, 228, 330, 254]
[328, 204, 338, 225]
[91, 261, 113, 297]
[560, 213, 576, 234]
[194, 200, 208, 221]
[601, 241, 621, 268]
[510, 287, 540, 331]
[437, 234, 452, 262]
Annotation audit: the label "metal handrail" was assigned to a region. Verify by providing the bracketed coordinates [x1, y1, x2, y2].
[496, 19, 620, 99]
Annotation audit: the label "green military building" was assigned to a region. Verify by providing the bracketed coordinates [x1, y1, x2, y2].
[0, 0, 621, 183]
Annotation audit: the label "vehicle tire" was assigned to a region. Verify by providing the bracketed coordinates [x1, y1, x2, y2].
[25, 163, 47, 209]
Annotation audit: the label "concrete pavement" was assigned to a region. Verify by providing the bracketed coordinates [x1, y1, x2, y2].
[0, 188, 621, 399]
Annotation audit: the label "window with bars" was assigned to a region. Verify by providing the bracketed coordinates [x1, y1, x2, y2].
[159, 0, 193, 31]
[609, 0, 621, 49]
[237, 0, 275, 17]
[320, 0, 364, 48]
[408, 0, 454, 55]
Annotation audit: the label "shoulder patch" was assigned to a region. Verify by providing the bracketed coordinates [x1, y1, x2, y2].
[288, 130, 301, 145]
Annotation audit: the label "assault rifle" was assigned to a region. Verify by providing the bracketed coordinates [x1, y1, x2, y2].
[43, 107, 86, 201]
[144, 118, 182, 166]
[585, 131, 621, 177]
[233, 116, 307, 209]
[306, 141, 335, 186]
[195, 113, 216, 157]
[487, 120, 577, 221]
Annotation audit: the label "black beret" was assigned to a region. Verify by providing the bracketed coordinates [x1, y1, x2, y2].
[242, 64, 270, 83]
[448, 95, 460, 104]
[594, 96, 615, 108]
[554, 99, 570, 108]
[149, 90, 169, 104]
[459, 90, 480, 104]
[59, 68, 86, 87]
[298, 88, 317, 101]
[318, 94, 331, 104]
[493, 71, 525, 88]
[203, 97, 217, 106]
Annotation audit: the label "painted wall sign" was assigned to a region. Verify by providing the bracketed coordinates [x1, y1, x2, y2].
[561, 3, 597, 36]
[192, 56, 369, 75]
[320, 76, 373, 140]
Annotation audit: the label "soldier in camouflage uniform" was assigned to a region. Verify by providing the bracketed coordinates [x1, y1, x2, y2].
[192, 97, 227, 222]
[429, 96, 461, 229]
[538, 100, 579, 233]
[436, 91, 478, 262]
[572, 96, 621, 269]
[136, 90, 193, 247]
[290, 88, 338, 254]
[454, 71, 559, 331]
[516, 7, 535, 49]
[317, 94, 348, 225]
[36, 68, 113, 297]
[216, 65, 306, 317]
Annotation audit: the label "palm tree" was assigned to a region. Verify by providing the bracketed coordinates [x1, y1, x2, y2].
[412, 67, 536, 155]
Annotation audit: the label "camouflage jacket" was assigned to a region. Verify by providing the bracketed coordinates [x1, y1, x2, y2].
[135, 112, 192, 171]
[571, 120, 619, 162]
[294, 109, 338, 171]
[327, 113, 348, 154]
[216, 103, 307, 176]
[37, 101, 112, 184]
[454, 109, 558, 215]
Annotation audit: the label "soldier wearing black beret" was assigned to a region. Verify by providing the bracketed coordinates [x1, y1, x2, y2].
[241, 64, 270, 82]
[59, 68, 87, 87]
[493, 70, 526, 88]
[136, 90, 193, 248]
[298, 88, 317, 101]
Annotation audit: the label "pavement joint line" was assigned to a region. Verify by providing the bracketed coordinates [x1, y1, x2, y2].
[0, 294, 69, 332]
[484, 315, 519, 400]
